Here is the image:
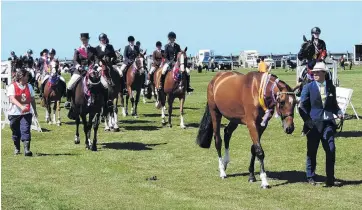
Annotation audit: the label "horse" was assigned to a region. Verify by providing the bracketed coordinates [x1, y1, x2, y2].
[196, 71, 297, 189]
[120, 51, 147, 118]
[69, 64, 104, 151]
[154, 47, 188, 128]
[100, 56, 122, 132]
[42, 60, 66, 125]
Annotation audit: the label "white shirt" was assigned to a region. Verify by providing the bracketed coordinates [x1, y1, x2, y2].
[100, 44, 106, 51]
[7, 83, 35, 115]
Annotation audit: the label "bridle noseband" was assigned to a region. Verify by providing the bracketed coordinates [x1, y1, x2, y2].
[271, 78, 296, 120]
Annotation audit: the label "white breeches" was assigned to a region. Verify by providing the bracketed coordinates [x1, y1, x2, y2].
[113, 65, 123, 77]
[120, 64, 127, 72]
[67, 74, 81, 89]
[162, 63, 169, 75]
[100, 76, 108, 89]
[149, 66, 156, 74]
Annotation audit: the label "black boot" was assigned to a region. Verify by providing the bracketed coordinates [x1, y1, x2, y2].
[64, 89, 72, 109]
[14, 140, 20, 155]
[159, 74, 166, 90]
[122, 76, 128, 95]
[186, 74, 194, 92]
[150, 72, 155, 86]
[23, 141, 33, 157]
[39, 82, 45, 97]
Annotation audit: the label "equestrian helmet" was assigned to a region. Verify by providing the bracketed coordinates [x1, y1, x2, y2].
[128, 36, 135, 42]
[99, 33, 107, 41]
[168, 31, 176, 39]
[311, 27, 321, 34]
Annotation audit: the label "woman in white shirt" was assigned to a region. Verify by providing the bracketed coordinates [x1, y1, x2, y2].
[7, 68, 38, 156]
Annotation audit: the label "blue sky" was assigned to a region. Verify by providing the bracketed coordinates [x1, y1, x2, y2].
[1, 1, 361, 60]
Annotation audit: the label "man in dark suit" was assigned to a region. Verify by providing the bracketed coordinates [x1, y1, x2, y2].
[299, 62, 344, 187]
[64, 33, 98, 109]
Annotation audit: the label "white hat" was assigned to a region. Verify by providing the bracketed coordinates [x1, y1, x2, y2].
[311, 62, 328, 72]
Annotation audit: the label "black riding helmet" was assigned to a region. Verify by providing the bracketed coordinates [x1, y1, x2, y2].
[11, 51, 15, 55]
[156, 41, 162, 47]
[128, 36, 135, 42]
[311, 27, 321, 34]
[49, 48, 56, 55]
[136, 41, 141, 46]
[27, 49, 33, 54]
[168, 31, 176, 39]
[99, 33, 107, 41]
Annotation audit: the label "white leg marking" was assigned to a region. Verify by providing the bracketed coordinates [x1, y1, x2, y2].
[223, 149, 230, 170]
[260, 172, 270, 189]
[180, 114, 186, 129]
[218, 157, 227, 179]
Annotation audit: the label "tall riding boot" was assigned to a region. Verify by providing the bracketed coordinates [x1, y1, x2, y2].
[63, 82, 67, 97]
[159, 74, 166, 90]
[64, 89, 72, 109]
[186, 74, 194, 92]
[14, 139, 20, 155]
[39, 82, 45, 97]
[150, 72, 154, 86]
[23, 141, 33, 157]
[122, 76, 128, 95]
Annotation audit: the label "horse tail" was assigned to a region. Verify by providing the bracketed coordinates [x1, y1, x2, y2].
[196, 103, 214, 148]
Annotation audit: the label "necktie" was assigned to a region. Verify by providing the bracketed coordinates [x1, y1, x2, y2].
[320, 83, 326, 106]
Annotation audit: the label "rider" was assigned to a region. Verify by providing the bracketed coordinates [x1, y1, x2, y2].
[148, 41, 163, 86]
[136, 41, 143, 53]
[42, 48, 66, 97]
[64, 33, 99, 110]
[37, 49, 49, 97]
[95, 33, 117, 87]
[8, 51, 18, 61]
[21, 49, 35, 69]
[119, 36, 141, 94]
[160, 31, 194, 93]
[8, 51, 20, 72]
[296, 27, 328, 93]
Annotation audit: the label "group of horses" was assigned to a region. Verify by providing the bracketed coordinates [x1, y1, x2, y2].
[4, 38, 319, 189]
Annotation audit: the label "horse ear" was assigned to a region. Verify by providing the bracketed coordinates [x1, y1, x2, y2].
[143, 49, 147, 56]
[303, 35, 308, 42]
[184, 47, 188, 52]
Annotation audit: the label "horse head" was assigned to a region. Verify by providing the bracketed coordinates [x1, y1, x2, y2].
[272, 77, 297, 134]
[176, 47, 188, 72]
[134, 51, 146, 74]
[299, 35, 314, 60]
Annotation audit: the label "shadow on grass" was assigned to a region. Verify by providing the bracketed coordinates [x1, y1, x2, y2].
[120, 119, 153, 124]
[227, 170, 362, 187]
[100, 142, 167, 151]
[36, 153, 78, 156]
[142, 113, 176, 118]
[40, 128, 51, 132]
[338, 131, 362, 138]
[123, 125, 161, 131]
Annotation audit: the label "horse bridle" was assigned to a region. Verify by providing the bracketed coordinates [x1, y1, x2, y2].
[271, 79, 296, 120]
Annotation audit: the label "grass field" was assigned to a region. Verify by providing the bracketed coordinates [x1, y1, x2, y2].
[2, 67, 362, 210]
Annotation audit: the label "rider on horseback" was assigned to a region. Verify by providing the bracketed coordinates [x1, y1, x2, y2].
[95, 33, 117, 87]
[37, 49, 50, 97]
[21, 49, 35, 69]
[64, 33, 100, 110]
[119, 35, 141, 94]
[148, 41, 163, 86]
[297, 27, 327, 83]
[160, 31, 194, 93]
[8, 51, 20, 73]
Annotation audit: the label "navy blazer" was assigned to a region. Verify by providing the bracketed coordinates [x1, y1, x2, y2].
[299, 80, 340, 125]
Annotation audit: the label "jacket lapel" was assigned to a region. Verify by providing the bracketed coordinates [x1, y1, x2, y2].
[324, 82, 329, 108]
[312, 81, 323, 107]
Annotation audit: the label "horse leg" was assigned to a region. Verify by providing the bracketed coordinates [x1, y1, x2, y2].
[179, 97, 186, 129]
[209, 105, 226, 178]
[74, 116, 80, 144]
[56, 100, 61, 126]
[223, 122, 238, 170]
[248, 145, 257, 183]
[80, 114, 90, 149]
[124, 93, 130, 117]
[134, 89, 141, 118]
[113, 98, 120, 131]
[161, 105, 166, 125]
[52, 101, 57, 125]
[167, 95, 175, 128]
[45, 103, 50, 123]
[246, 123, 270, 188]
[91, 113, 100, 151]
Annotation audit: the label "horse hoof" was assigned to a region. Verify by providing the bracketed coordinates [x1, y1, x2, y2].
[57, 123, 61, 126]
[261, 184, 271, 189]
[168, 124, 172, 128]
[91, 146, 97, 151]
[248, 176, 257, 183]
[180, 125, 186, 129]
[113, 127, 120, 132]
[104, 128, 110, 131]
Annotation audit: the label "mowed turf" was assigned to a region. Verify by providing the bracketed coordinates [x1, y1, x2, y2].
[2, 67, 362, 210]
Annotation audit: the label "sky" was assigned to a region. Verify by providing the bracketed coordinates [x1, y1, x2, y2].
[1, 1, 362, 60]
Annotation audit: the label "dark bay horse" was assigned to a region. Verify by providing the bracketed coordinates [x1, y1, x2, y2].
[100, 56, 122, 132]
[42, 60, 66, 125]
[196, 71, 297, 189]
[120, 51, 147, 118]
[154, 48, 188, 128]
[69, 65, 104, 151]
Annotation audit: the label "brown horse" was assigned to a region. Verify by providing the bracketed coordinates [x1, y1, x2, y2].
[42, 60, 66, 125]
[196, 71, 297, 189]
[154, 47, 188, 128]
[120, 51, 147, 118]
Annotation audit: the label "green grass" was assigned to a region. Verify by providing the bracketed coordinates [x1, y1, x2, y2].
[2, 67, 362, 210]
